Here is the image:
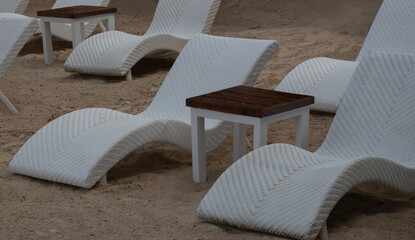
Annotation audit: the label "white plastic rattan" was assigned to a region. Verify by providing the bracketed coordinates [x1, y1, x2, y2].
[276, 0, 415, 112]
[63, 0, 222, 79]
[9, 34, 279, 188]
[198, 52, 415, 240]
[0, 0, 30, 14]
[0, 13, 38, 114]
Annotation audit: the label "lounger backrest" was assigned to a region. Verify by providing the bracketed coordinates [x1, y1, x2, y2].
[318, 52, 415, 166]
[0, 13, 38, 80]
[0, 0, 30, 14]
[53, 0, 110, 8]
[145, 0, 221, 38]
[143, 34, 279, 119]
[356, 0, 415, 61]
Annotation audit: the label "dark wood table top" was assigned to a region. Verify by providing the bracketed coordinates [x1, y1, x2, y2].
[186, 86, 314, 118]
[38, 5, 117, 19]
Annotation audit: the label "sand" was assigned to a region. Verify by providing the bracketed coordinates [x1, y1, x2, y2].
[1, 0, 415, 239]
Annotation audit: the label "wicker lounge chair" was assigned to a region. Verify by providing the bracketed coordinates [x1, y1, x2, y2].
[0, 13, 38, 114]
[198, 51, 415, 240]
[276, 0, 415, 112]
[63, 0, 222, 80]
[9, 34, 279, 188]
[0, 0, 30, 14]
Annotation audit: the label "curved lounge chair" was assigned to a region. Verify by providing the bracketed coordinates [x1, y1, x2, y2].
[0, 13, 38, 114]
[35, 0, 110, 41]
[63, 0, 222, 80]
[9, 34, 279, 189]
[276, 0, 415, 112]
[0, 0, 30, 14]
[197, 51, 415, 239]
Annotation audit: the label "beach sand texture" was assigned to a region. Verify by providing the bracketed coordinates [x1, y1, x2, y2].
[1, 0, 414, 239]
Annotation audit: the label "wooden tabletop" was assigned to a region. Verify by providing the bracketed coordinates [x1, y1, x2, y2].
[186, 86, 314, 118]
[38, 5, 117, 19]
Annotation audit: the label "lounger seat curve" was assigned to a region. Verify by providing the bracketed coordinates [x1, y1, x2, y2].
[197, 52, 415, 240]
[276, 0, 415, 112]
[0, 13, 39, 114]
[63, 0, 222, 80]
[0, 0, 30, 14]
[64, 31, 190, 77]
[9, 33, 279, 188]
[35, 0, 111, 42]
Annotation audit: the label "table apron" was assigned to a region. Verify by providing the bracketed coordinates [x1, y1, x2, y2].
[190, 106, 310, 126]
[261, 106, 310, 124]
[40, 13, 115, 24]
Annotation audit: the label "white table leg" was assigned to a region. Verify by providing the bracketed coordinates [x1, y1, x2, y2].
[98, 21, 107, 32]
[295, 108, 310, 150]
[106, 14, 115, 31]
[80, 22, 85, 41]
[233, 123, 246, 162]
[40, 20, 54, 65]
[99, 174, 107, 184]
[0, 90, 17, 114]
[126, 70, 132, 81]
[71, 21, 84, 48]
[253, 119, 267, 149]
[191, 110, 206, 183]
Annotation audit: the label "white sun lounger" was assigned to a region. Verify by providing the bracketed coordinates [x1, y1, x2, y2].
[9, 33, 279, 189]
[276, 0, 415, 112]
[63, 0, 222, 80]
[197, 51, 415, 240]
[35, 0, 111, 41]
[0, 0, 30, 14]
[0, 13, 38, 114]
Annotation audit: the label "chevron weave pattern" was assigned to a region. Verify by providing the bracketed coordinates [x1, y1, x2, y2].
[0, 13, 38, 114]
[197, 52, 415, 240]
[34, 0, 111, 41]
[9, 34, 279, 188]
[63, 0, 222, 78]
[277, 0, 415, 113]
[0, 0, 30, 14]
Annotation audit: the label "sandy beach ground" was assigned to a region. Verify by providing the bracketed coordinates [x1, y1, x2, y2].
[1, 0, 415, 239]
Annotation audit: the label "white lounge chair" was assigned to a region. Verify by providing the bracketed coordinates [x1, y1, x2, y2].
[0, 0, 30, 14]
[9, 33, 279, 189]
[197, 51, 415, 240]
[0, 13, 38, 114]
[276, 0, 415, 112]
[35, 0, 110, 41]
[63, 0, 222, 80]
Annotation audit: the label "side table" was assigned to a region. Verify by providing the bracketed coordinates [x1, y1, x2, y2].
[37, 5, 117, 65]
[186, 85, 314, 183]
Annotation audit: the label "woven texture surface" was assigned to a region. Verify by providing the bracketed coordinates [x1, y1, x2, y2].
[10, 33, 279, 188]
[36, 0, 110, 41]
[63, 0, 221, 77]
[0, 13, 38, 113]
[197, 52, 415, 240]
[0, 0, 30, 14]
[277, 0, 415, 113]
